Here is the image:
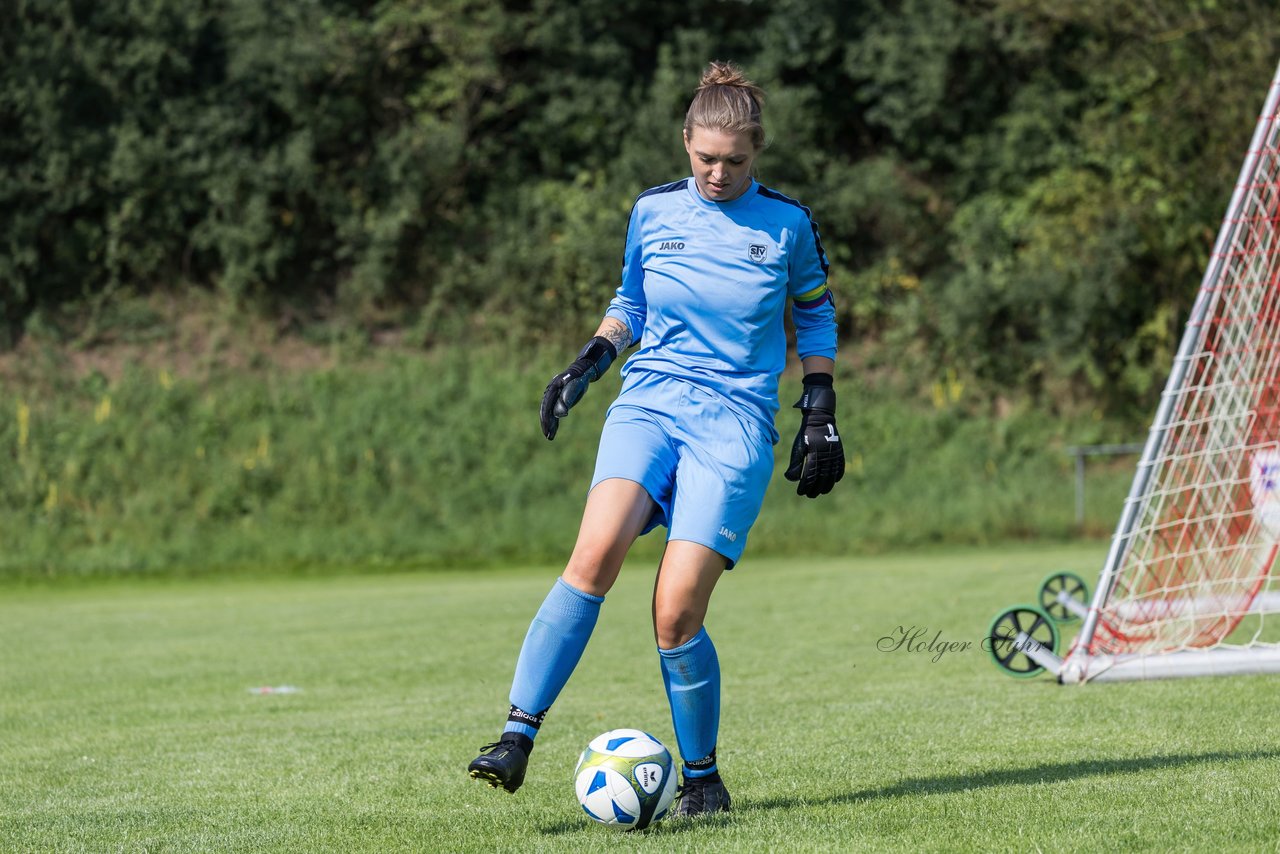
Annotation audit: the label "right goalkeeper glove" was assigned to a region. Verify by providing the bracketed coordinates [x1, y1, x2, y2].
[783, 373, 846, 498]
[539, 336, 617, 440]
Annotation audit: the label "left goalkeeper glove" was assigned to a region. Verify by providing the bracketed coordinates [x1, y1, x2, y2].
[784, 373, 845, 498]
[539, 336, 617, 440]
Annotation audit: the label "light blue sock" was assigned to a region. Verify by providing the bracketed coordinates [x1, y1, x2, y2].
[503, 578, 604, 741]
[658, 627, 720, 778]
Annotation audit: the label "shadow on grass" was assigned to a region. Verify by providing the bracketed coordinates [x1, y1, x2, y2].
[537, 749, 1280, 834]
[539, 811, 733, 837]
[750, 749, 1280, 812]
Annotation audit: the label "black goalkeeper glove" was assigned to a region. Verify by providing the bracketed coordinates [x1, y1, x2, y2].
[540, 336, 618, 440]
[784, 373, 846, 498]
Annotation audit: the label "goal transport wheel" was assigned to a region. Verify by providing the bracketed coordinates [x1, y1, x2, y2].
[986, 605, 1059, 678]
[1038, 571, 1089, 623]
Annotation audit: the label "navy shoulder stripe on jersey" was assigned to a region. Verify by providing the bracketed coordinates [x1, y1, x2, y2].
[621, 179, 688, 267]
[756, 185, 830, 276]
[637, 178, 688, 201]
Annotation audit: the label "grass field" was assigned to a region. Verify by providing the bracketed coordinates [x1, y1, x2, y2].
[5, 542, 1280, 852]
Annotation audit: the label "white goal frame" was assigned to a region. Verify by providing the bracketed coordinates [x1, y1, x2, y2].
[1060, 59, 1280, 684]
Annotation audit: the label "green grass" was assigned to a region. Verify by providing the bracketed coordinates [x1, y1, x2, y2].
[0, 341, 1138, 579]
[5, 543, 1280, 852]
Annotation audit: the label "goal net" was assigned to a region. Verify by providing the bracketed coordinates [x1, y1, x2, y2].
[1063, 60, 1280, 683]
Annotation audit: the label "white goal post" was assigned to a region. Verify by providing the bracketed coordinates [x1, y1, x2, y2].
[1061, 59, 1280, 684]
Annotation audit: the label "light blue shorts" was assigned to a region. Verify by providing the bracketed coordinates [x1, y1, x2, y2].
[591, 372, 775, 568]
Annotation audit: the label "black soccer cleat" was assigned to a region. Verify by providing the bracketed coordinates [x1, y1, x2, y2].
[672, 772, 731, 818]
[467, 733, 532, 793]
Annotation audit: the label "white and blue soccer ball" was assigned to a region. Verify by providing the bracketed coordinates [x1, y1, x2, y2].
[573, 728, 677, 830]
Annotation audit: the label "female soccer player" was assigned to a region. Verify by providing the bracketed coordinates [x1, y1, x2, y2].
[467, 61, 844, 818]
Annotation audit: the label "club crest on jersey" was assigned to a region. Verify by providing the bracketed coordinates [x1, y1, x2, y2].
[749, 243, 768, 263]
[658, 240, 685, 251]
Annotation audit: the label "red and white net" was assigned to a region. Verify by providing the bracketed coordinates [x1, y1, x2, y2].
[1089, 78, 1280, 656]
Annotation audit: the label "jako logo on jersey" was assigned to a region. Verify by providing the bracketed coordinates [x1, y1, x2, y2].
[659, 241, 685, 251]
[749, 243, 768, 263]
[718, 526, 738, 542]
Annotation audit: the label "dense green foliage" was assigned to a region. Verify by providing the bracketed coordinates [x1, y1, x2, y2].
[0, 340, 1132, 579]
[6, 549, 1280, 850]
[4, 1, 1278, 404]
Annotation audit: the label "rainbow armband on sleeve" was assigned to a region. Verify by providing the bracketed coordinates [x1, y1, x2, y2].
[793, 283, 833, 310]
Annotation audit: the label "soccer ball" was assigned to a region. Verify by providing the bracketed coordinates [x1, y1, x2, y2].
[573, 728, 677, 830]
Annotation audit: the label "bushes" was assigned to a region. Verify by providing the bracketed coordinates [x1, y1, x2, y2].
[3, 1, 1279, 406]
[1, 0, 487, 328]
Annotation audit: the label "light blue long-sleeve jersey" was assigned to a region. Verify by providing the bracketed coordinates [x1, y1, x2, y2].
[605, 177, 837, 443]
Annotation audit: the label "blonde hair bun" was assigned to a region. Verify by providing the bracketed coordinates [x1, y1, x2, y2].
[698, 61, 761, 97]
[685, 61, 766, 151]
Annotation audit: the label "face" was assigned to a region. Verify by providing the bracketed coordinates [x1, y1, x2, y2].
[683, 126, 757, 202]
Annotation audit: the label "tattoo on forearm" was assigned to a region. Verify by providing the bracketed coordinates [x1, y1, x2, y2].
[598, 318, 632, 352]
